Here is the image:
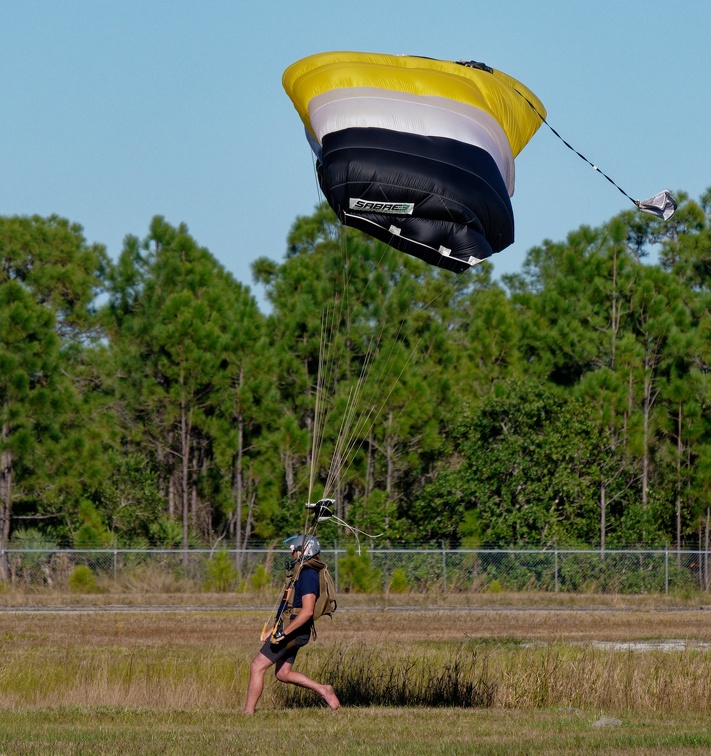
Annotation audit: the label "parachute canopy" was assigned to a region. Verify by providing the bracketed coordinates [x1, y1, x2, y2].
[283, 51, 545, 273]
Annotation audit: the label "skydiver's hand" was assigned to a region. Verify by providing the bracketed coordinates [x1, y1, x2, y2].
[272, 624, 286, 643]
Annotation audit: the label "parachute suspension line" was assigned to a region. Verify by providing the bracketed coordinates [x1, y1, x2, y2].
[321, 297, 382, 498]
[318, 212, 412, 503]
[306, 307, 333, 509]
[303, 163, 469, 530]
[293, 202, 385, 514]
[338, 208, 400, 322]
[308, 299, 349, 502]
[324, 262, 463, 492]
[332, 265, 466, 482]
[331, 335, 423, 489]
[512, 86, 677, 220]
[322, 329, 385, 500]
[298, 309, 337, 637]
[321, 261, 416, 502]
[330, 332, 396, 490]
[305, 152, 345, 503]
[311, 151, 325, 208]
[310, 239, 378, 516]
[320, 227, 367, 507]
[322, 239, 467, 502]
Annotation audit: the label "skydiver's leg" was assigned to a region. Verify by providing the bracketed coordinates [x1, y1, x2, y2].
[244, 651, 274, 714]
[274, 660, 340, 710]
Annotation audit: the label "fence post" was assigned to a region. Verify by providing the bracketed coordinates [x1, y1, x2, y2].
[701, 545, 704, 592]
[554, 547, 559, 593]
[333, 540, 339, 594]
[442, 541, 447, 593]
[665, 546, 669, 595]
[113, 547, 118, 584]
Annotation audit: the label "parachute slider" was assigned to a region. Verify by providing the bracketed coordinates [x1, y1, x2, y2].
[306, 498, 335, 521]
[306, 498, 335, 509]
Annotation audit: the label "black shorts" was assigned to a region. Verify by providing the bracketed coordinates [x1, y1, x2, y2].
[260, 616, 312, 665]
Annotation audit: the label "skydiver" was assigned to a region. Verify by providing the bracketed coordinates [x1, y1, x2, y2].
[243, 534, 340, 713]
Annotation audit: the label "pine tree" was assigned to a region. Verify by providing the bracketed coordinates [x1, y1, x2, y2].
[0, 215, 107, 575]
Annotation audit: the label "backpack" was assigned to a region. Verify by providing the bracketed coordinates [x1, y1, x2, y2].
[287, 556, 337, 624]
[309, 557, 338, 621]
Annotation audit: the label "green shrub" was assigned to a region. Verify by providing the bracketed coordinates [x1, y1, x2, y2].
[68, 565, 99, 593]
[74, 501, 113, 550]
[248, 564, 271, 592]
[204, 550, 238, 592]
[487, 579, 502, 594]
[388, 567, 409, 593]
[338, 546, 382, 593]
[8, 528, 58, 581]
[148, 516, 184, 549]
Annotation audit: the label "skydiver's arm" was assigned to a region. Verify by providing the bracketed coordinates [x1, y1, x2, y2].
[282, 592, 315, 636]
[261, 597, 289, 641]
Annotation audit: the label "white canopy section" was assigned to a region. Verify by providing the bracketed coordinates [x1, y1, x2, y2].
[308, 87, 516, 196]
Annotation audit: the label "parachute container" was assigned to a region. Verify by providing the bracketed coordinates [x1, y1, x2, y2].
[283, 51, 545, 273]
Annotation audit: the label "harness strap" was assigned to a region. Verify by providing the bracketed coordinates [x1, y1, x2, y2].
[285, 557, 326, 610]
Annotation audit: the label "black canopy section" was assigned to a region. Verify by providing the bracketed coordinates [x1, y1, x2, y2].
[318, 127, 514, 273]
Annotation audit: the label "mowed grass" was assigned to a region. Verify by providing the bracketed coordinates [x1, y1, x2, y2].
[2, 707, 711, 755]
[1, 595, 711, 753]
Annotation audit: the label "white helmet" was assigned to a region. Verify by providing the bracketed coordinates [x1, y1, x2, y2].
[284, 534, 320, 560]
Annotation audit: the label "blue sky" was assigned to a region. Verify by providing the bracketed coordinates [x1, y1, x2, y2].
[1, 1, 708, 310]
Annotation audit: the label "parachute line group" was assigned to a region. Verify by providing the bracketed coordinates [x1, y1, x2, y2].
[306, 231, 420, 508]
[298, 220, 461, 549]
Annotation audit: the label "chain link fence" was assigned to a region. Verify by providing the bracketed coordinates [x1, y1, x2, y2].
[2, 546, 710, 595]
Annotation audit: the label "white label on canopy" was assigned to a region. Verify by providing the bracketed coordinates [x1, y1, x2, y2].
[349, 198, 414, 215]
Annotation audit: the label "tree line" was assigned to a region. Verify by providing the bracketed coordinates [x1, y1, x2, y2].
[1, 192, 709, 573]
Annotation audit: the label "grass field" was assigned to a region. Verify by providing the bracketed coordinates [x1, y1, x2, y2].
[2, 708, 711, 754]
[1, 593, 710, 753]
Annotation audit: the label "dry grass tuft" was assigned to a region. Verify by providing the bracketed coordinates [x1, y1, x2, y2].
[276, 640, 711, 713]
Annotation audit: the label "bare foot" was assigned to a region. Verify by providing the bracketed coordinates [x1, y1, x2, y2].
[322, 685, 340, 710]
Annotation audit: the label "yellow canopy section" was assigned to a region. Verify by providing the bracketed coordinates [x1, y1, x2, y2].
[283, 51, 545, 158]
